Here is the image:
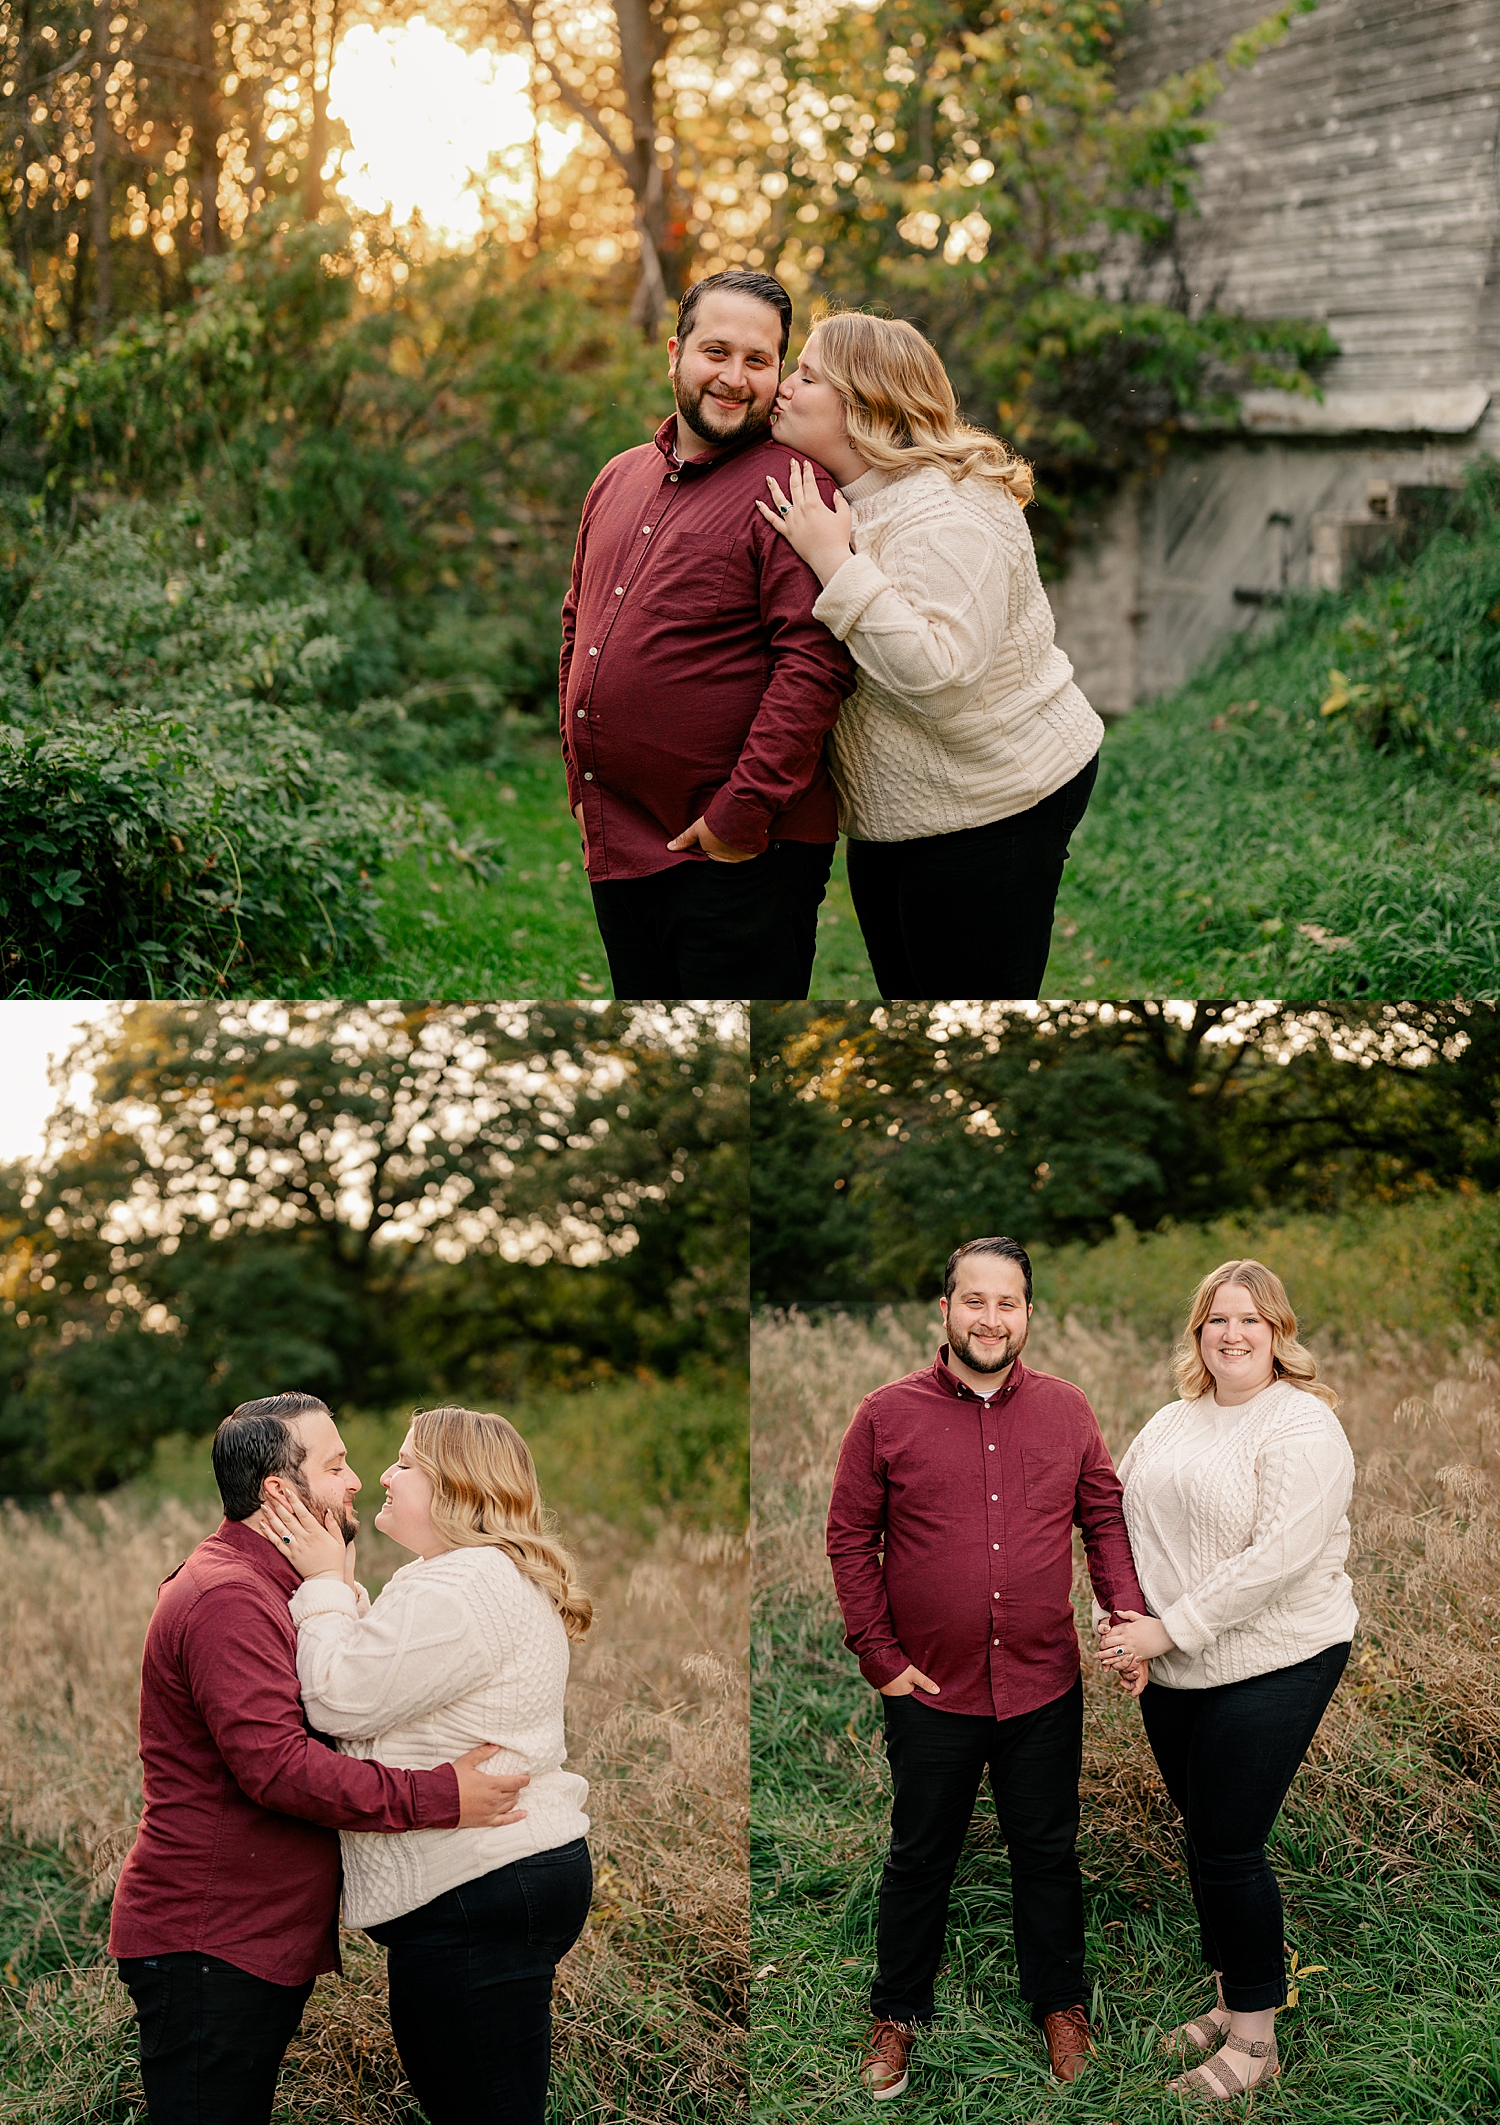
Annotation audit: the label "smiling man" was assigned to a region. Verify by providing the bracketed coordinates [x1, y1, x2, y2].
[826, 1237, 1146, 2100]
[110, 1391, 528, 2125]
[560, 269, 855, 999]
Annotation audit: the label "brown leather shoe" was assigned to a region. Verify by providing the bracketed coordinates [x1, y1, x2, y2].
[1042, 2005, 1094, 2082]
[859, 2019, 915, 2100]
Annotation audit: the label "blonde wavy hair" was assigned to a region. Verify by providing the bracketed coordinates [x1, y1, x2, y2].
[810, 310, 1033, 503]
[1173, 1260, 1338, 1409]
[408, 1406, 593, 1641]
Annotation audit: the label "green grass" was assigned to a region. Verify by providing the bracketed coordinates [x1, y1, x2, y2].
[751, 1601, 1500, 2125]
[1044, 484, 1500, 999]
[812, 846, 878, 997]
[305, 731, 610, 1000]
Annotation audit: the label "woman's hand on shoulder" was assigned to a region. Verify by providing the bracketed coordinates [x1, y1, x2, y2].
[256, 1489, 349, 1584]
[756, 460, 856, 587]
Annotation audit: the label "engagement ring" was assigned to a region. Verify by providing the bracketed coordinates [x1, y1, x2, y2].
[778, 502, 791, 517]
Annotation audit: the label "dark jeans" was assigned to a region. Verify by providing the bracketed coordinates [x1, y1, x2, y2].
[590, 840, 834, 999]
[1139, 1642, 1350, 2012]
[845, 752, 1099, 999]
[115, 1952, 314, 2125]
[366, 1838, 593, 2125]
[873, 1677, 1086, 2028]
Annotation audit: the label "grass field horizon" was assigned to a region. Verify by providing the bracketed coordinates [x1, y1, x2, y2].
[751, 1208, 1500, 2122]
[0, 1376, 749, 2124]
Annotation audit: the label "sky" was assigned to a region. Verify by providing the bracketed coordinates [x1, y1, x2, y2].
[0, 1003, 114, 1167]
[328, 16, 582, 241]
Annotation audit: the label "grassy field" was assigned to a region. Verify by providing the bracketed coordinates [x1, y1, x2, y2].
[0, 1380, 748, 2124]
[751, 1255, 1500, 2122]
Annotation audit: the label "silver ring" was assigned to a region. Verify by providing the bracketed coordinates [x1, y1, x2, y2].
[282, 1534, 292, 1545]
[778, 502, 791, 517]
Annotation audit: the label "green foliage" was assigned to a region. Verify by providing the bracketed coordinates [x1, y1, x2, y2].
[0, 1002, 748, 1493]
[770, 0, 1332, 566]
[1048, 464, 1500, 997]
[749, 1001, 1500, 1305]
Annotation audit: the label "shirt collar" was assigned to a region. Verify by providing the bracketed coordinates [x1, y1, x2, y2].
[933, 1347, 1028, 1407]
[215, 1514, 303, 1596]
[652, 414, 763, 477]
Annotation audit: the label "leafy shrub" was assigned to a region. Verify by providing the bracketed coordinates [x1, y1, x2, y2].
[0, 503, 426, 991]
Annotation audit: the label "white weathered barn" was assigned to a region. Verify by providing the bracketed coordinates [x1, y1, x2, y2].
[1049, 0, 1500, 713]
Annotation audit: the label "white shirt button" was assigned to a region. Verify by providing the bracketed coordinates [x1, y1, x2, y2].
[588, 646, 598, 656]
[992, 1542, 999, 1550]
[993, 1592, 999, 1598]
[988, 1443, 995, 1451]
[583, 772, 594, 781]
[642, 524, 652, 533]
[993, 1638, 1000, 1646]
[669, 473, 679, 482]
[991, 1494, 998, 1501]
[615, 585, 624, 595]
[577, 709, 586, 718]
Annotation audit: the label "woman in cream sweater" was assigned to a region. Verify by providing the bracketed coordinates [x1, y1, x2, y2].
[1096, 1260, 1357, 2102]
[758, 311, 1102, 998]
[257, 1406, 592, 2125]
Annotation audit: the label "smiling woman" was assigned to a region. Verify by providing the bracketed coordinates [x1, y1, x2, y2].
[328, 16, 580, 241]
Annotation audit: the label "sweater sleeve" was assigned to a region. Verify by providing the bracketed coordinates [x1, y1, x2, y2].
[809, 508, 1014, 719]
[1157, 1418, 1355, 1658]
[290, 1571, 494, 1740]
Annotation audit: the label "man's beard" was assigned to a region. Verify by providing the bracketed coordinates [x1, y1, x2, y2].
[948, 1316, 1028, 1375]
[673, 372, 774, 448]
[296, 1482, 359, 1544]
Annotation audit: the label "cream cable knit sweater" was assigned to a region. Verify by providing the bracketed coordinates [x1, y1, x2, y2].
[1110, 1380, 1359, 1691]
[289, 1545, 589, 1928]
[812, 463, 1105, 841]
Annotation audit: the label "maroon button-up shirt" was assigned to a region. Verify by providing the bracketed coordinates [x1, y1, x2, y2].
[826, 1351, 1145, 1721]
[109, 1520, 461, 1984]
[559, 417, 856, 878]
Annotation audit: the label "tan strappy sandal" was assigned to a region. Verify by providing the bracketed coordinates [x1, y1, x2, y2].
[1163, 2006, 1230, 2057]
[1168, 2030, 1279, 2102]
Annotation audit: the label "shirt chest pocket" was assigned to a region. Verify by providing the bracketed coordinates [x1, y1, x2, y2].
[636, 524, 736, 619]
[1021, 1449, 1076, 1515]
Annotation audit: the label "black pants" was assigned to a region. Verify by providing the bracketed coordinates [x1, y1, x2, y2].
[1139, 1642, 1350, 2012]
[116, 1952, 314, 2125]
[873, 1678, 1086, 2027]
[845, 753, 1098, 999]
[366, 1838, 593, 2125]
[590, 841, 834, 999]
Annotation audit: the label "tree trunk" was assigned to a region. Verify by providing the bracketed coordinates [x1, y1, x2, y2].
[612, 0, 669, 333]
[301, 0, 341, 219]
[192, 0, 220, 254]
[91, 0, 113, 333]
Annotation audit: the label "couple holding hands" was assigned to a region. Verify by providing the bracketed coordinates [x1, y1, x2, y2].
[826, 1240, 1357, 2101]
[110, 1394, 592, 2125]
[562, 268, 1101, 1001]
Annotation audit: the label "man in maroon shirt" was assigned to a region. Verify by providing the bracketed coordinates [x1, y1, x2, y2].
[826, 1237, 1146, 2098]
[110, 1391, 528, 2125]
[560, 267, 855, 999]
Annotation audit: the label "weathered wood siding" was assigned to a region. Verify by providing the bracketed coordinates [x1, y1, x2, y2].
[1114, 0, 1500, 394]
[1051, 0, 1500, 711]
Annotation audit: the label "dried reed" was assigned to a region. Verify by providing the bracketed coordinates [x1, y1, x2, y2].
[0, 1502, 747, 2124]
[752, 1304, 1500, 1880]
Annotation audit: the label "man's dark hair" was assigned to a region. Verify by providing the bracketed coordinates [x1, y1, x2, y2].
[944, 1236, 1034, 1308]
[676, 269, 793, 363]
[212, 1391, 330, 1522]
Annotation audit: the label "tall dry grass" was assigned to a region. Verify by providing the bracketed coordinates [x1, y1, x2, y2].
[0, 1500, 747, 2125]
[753, 1303, 1500, 1879]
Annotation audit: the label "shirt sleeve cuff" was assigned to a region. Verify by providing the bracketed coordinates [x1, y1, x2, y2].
[1158, 1595, 1215, 1656]
[858, 1649, 911, 1690]
[702, 788, 770, 855]
[289, 1579, 360, 1624]
[416, 1761, 461, 1830]
[810, 552, 889, 640]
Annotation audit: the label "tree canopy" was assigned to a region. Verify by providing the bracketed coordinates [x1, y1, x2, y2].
[750, 1000, 1500, 1304]
[0, 999, 747, 1489]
